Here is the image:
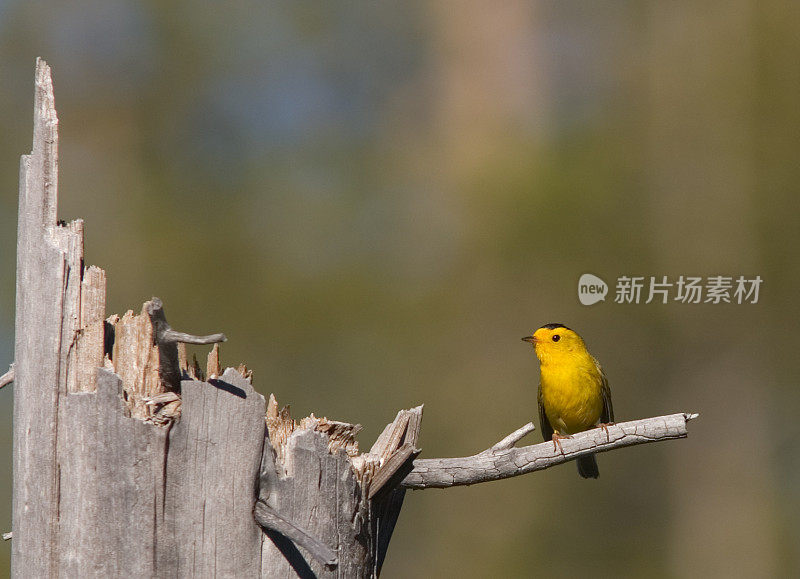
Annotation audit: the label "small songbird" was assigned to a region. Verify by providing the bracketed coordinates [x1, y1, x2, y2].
[522, 323, 613, 479]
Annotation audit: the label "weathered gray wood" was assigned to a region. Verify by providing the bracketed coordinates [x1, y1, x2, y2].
[13, 60, 271, 578]
[109, 298, 228, 420]
[162, 368, 266, 577]
[74, 265, 106, 392]
[368, 443, 419, 500]
[369, 405, 423, 576]
[260, 421, 370, 578]
[12, 57, 72, 578]
[402, 413, 698, 489]
[256, 402, 427, 577]
[58, 220, 84, 394]
[58, 369, 169, 577]
[254, 502, 338, 566]
[56, 367, 268, 578]
[479, 421, 536, 455]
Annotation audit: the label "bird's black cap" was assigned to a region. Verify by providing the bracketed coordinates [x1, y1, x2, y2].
[539, 322, 570, 331]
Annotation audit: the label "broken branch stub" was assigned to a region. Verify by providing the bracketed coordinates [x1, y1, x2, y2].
[99, 297, 227, 421]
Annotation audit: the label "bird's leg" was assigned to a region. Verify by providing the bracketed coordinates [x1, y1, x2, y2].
[597, 423, 615, 442]
[551, 433, 572, 454]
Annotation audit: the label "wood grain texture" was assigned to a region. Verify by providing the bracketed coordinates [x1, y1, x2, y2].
[12, 57, 69, 578]
[254, 502, 338, 567]
[58, 219, 83, 395]
[58, 369, 169, 577]
[56, 367, 268, 577]
[74, 265, 106, 392]
[259, 401, 395, 576]
[256, 402, 426, 578]
[162, 368, 266, 577]
[369, 405, 422, 576]
[112, 305, 162, 419]
[260, 426, 369, 578]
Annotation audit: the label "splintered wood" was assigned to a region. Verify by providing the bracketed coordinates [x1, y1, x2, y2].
[73, 266, 106, 392]
[69, 295, 232, 423]
[264, 395, 422, 494]
[178, 342, 205, 382]
[265, 394, 361, 465]
[206, 343, 220, 378]
[258, 397, 423, 576]
[110, 306, 163, 419]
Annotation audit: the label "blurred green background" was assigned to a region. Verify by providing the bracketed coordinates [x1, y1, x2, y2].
[1, 1, 799, 577]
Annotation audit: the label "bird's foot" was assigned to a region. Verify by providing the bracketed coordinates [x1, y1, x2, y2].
[597, 422, 615, 442]
[551, 433, 573, 454]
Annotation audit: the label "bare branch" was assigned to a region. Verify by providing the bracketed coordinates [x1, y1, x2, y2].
[0, 364, 13, 389]
[402, 412, 697, 489]
[145, 297, 226, 345]
[254, 501, 338, 568]
[478, 421, 536, 455]
[160, 328, 227, 345]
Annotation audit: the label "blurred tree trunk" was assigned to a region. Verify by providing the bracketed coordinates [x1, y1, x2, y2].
[645, 4, 779, 577]
[428, 0, 549, 185]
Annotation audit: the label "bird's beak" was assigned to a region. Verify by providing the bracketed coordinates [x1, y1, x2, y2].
[522, 336, 537, 344]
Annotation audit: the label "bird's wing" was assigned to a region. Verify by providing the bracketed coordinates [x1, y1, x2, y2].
[595, 359, 614, 423]
[537, 383, 554, 441]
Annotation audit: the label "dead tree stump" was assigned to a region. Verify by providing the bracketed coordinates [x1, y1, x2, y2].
[9, 60, 696, 578]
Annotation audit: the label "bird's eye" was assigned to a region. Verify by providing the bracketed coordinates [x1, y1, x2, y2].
[552, 335, 560, 342]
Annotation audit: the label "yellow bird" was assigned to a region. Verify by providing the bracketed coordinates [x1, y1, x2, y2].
[522, 323, 613, 479]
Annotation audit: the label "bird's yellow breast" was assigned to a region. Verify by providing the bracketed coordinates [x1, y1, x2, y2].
[540, 357, 604, 435]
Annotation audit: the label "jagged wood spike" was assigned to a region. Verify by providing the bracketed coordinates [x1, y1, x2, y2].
[13, 58, 65, 577]
[206, 343, 220, 378]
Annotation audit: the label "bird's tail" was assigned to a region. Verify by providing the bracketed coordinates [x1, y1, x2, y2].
[576, 454, 599, 479]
